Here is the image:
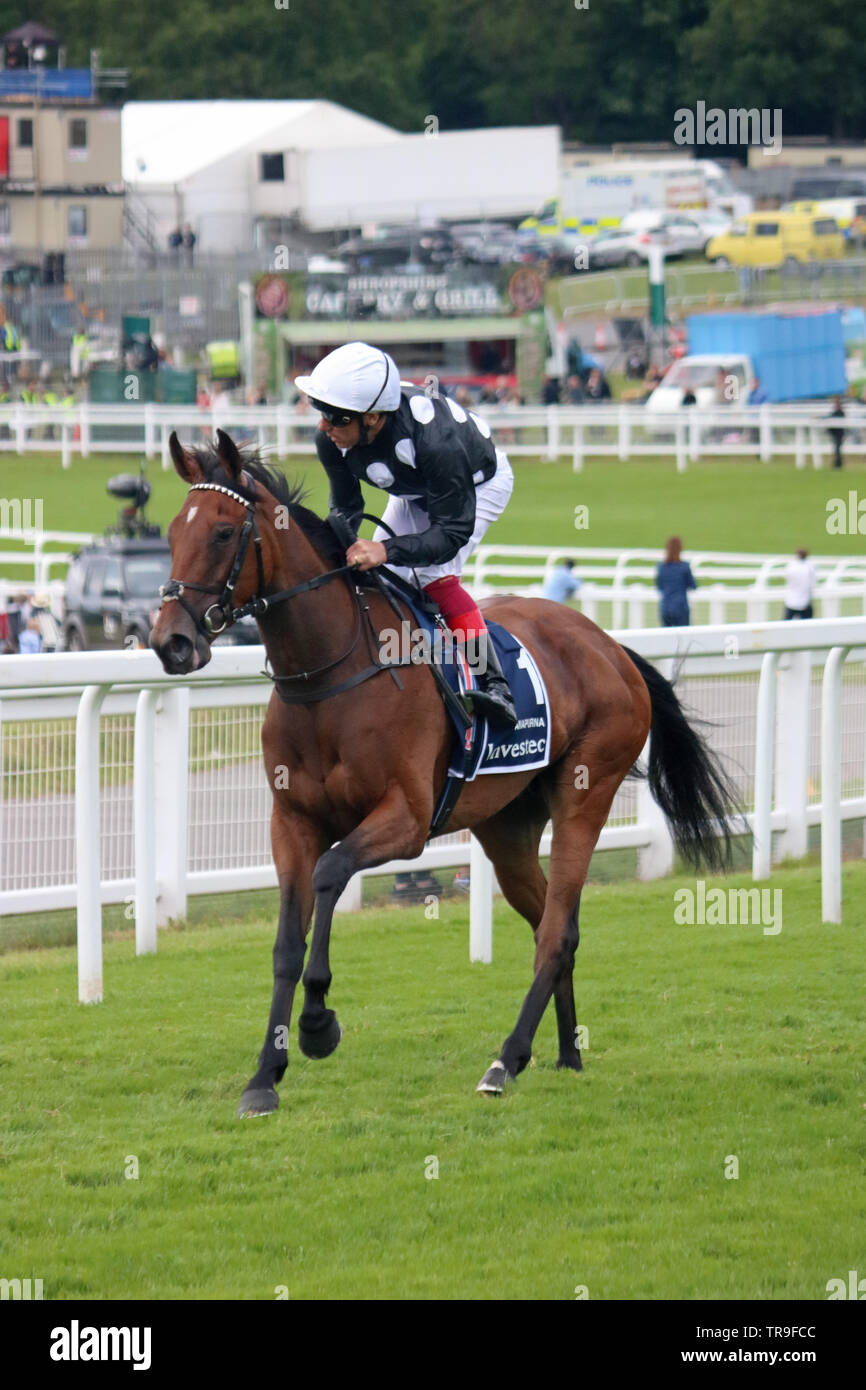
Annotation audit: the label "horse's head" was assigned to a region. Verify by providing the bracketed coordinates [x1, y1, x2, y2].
[151, 429, 271, 674]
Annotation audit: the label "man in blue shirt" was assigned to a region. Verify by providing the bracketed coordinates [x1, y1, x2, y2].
[543, 558, 581, 604]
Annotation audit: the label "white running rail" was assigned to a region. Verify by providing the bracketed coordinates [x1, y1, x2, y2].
[1, 618, 864, 998]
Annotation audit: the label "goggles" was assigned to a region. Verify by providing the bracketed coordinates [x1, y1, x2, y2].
[310, 397, 360, 428]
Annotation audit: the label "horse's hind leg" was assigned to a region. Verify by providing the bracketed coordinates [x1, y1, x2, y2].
[476, 758, 625, 1094]
[474, 808, 582, 1076]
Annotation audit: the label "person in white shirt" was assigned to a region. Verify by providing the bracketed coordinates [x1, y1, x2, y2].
[784, 548, 817, 620]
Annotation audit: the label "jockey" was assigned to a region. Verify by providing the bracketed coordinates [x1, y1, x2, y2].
[297, 340, 517, 728]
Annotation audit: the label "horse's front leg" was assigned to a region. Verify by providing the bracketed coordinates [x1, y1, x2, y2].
[298, 786, 427, 1060]
[238, 810, 324, 1117]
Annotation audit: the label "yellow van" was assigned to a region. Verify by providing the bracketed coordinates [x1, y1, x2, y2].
[705, 211, 845, 268]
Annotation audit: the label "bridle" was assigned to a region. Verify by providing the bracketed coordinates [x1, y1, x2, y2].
[159, 479, 268, 638]
[158, 474, 404, 699]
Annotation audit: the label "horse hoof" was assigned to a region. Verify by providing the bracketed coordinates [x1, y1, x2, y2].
[476, 1060, 514, 1096]
[237, 1087, 279, 1118]
[298, 1011, 342, 1060]
[556, 1054, 583, 1073]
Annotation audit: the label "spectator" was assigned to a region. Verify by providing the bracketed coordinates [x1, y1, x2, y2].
[32, 592, 60, 651]
[542, 375, 561, 405]
[17, 617, 42, 654]
[681, 388, 697, 406]
[6, 592, 31, 649]
[641, 363, 663, 402]
[542, 558, 581, 604]
[168, 227, 183, 259]
[827, 396, 845, 469]
[565, 373, 585, 404]
[566, 338, 584, 380]
[748, 377, 768, 405]
[585, 367, 611, 402]
[656, 537, 697, 627]
[625, 349, 647, 380]
[455, 386, 473, 409]
[497, 385, 523, 444]
[182, 224, 196, 267]
[783, 548, 817, 620]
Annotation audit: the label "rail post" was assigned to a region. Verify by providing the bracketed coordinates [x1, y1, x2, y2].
[774, 650, 811, 863]
[821, 646, 849, 923]
[469, 834, 493, 963]
[134, 687, 159, 954]
[154, 686, 190, 926]
[752, 651, 779, 880]
[637, 731, 675, 880]
[75, 682, 110, 1003]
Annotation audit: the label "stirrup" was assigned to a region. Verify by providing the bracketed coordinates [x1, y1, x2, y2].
[464, 683, 518, 729]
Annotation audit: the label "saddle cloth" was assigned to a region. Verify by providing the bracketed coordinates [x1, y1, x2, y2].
[377, 578, 551, 828]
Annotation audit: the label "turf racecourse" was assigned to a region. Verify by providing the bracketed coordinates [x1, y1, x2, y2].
[2, 864, 864, 1300]
[1, 449, 865, 564]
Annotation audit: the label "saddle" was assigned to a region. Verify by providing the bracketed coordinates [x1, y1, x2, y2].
[326, 512, 550, 835]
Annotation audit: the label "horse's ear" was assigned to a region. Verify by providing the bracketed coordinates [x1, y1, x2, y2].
[216, 428, 243, 480]
[169, 431, 202, 484]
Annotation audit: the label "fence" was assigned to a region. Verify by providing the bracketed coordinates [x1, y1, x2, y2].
[2, 399, 866, 471]
[5, 250, 304, 364]
[554, 255, 866, 320]
[2, 535, 866, 633]
[1, 618, 864, 1001]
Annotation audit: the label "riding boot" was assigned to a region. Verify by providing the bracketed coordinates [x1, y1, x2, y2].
[460, 631, 517, 729]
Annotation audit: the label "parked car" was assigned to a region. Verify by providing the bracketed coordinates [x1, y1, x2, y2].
[451, 222, 524, 264]
[337, 225, 459, 272]
[618, 209, 713, 257]
[644, 355, 752, 412]
[587, 225, 671, 268]
[61, 536, 259, 651]
[783, 197, 866, 236]
[61, 536, 172, 651]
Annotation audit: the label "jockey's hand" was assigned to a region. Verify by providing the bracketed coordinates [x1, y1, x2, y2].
[346, 539, 388, 571]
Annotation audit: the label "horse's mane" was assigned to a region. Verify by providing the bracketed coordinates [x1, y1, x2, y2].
[190, 442, 345, 568]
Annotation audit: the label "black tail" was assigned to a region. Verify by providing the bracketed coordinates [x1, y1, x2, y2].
[622, 646, 742, 872]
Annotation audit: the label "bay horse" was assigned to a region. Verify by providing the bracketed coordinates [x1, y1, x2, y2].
[151, 430, 738, 1116]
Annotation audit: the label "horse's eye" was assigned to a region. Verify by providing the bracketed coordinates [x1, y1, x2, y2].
[216, 526, 235, 543]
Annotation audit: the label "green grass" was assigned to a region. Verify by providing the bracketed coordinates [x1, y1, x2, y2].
[550, 256, 866, 318]
[1, 862, 864, 1299]
[2, 451, 865, 570]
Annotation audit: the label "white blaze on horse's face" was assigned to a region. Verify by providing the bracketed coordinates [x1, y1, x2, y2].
[186, 505, 198, 523]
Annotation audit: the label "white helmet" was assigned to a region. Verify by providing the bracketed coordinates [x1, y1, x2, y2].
[295, 342, 401, 417]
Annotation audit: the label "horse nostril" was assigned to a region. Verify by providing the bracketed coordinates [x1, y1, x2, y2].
[163, 633, 194, 667]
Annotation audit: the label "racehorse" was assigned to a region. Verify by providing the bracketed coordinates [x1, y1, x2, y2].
[151, 430, 739, 1116]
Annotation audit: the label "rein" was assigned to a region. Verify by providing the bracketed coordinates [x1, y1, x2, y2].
[160, 476, 407, 701]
